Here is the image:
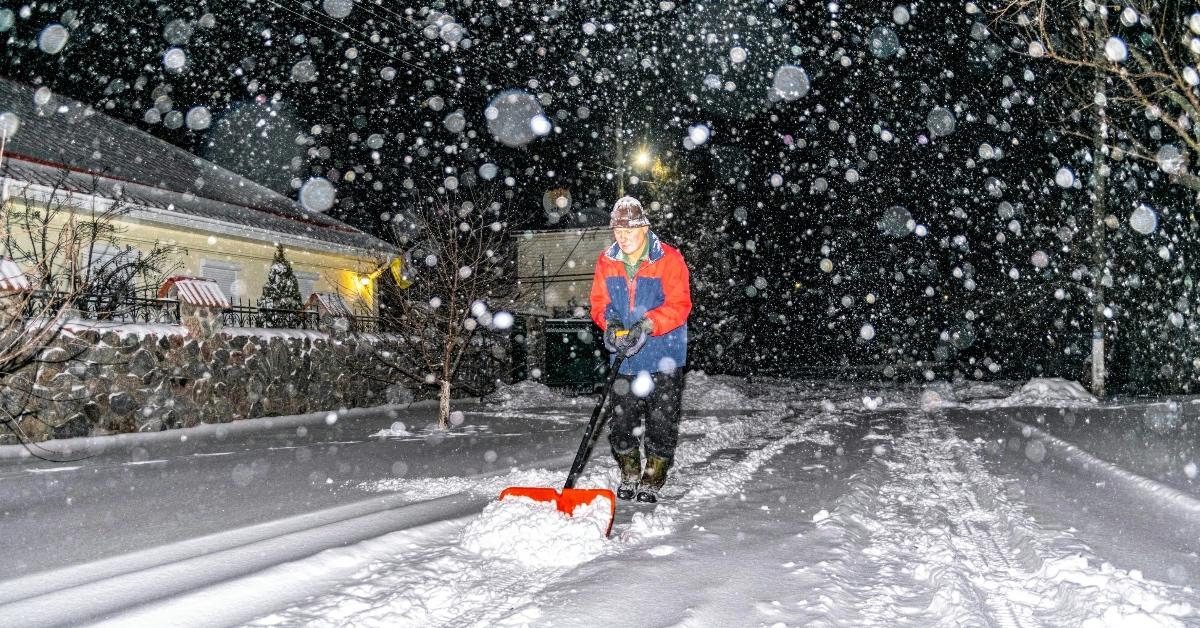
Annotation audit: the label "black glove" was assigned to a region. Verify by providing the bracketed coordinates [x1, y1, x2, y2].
[603, 320, 624, 353]
[618, 318, 653, 357]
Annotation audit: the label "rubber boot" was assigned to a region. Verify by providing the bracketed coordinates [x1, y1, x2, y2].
[636, 455, 670, 503]
[614, 449, 641, 501]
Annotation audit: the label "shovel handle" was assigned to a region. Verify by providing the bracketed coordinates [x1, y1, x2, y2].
[563, 353, 624, 490]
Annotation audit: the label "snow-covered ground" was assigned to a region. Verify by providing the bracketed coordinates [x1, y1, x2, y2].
[1, 374, 1198, 626]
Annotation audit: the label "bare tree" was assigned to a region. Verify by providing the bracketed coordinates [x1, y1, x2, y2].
[986, 1, 1200, 395]
[991, 1, 1200, 193]
[368, 189, 516, 428]
[0, 167, 179, 445]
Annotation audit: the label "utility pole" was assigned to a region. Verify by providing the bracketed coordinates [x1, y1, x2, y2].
[1089, 43, 1110, 398]
[615, 112, 626, 198]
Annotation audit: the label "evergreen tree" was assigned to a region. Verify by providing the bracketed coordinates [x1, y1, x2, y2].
[260, 244, 302, 312]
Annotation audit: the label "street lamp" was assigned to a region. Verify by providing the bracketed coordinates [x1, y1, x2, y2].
[615, 144, 654, 196]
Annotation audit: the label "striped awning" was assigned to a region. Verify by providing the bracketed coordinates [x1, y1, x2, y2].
[0, 258, 29, 292]
[157, 276, 230, 308]
[305, 291, 353, 317]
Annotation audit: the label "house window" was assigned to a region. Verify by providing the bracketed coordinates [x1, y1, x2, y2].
[200, 259, 242, 303]
[84, 243, 141, 297]
[295, 270, 318, 302]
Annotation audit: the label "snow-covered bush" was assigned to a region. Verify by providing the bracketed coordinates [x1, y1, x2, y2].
[259, 244, 303, 311]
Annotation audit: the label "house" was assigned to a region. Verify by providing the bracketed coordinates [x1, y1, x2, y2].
[0, 78, 396, 312]
[513, 226, 612, 389]
[514, 226, 611, 316]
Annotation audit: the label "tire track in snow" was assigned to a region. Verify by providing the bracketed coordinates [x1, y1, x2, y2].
[0, 493, 490, 628]
[617, 405, 844, 543]
[237, 404, 845, 627]
[799, 411, 1198, 627]
[0, 456, 580, 627]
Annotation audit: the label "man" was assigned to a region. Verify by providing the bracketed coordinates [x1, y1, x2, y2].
[589, 196, 692, 503]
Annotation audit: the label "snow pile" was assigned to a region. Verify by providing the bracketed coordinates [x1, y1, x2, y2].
[621, 507, 676, 543]
[491, 380, 574, 408]
[461, 495, 611, 568]
[368, 421, 412, 438]
[1032, 554, 1195, 625]
[920, 381, 960, 413]
[951, 380, 1014, 402]
[355, 467, 564, 501]
[684, 370, 761, 410]
[970, 378, 1098, 409]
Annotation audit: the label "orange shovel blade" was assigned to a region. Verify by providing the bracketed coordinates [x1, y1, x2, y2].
[499, 487, 616, 537]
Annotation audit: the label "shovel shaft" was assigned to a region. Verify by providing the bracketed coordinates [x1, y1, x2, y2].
[563, 354, 624, 490]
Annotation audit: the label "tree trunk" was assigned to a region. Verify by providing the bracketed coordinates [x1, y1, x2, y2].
[438, 378, 451, 429]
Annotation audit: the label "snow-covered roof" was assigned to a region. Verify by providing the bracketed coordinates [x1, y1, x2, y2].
[158, 276, 230, 308]
[0, 258, 29, 291]
[0, 78, 396, 260]
[306, 291, 353, 317]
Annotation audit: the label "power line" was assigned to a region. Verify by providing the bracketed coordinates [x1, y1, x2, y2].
[355, 0, 525, 88]
[287, 0, 526, 103]
[259, 0, 439, 84]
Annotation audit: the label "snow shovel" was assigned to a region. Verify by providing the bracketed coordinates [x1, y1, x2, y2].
[500, 352, 626, 537]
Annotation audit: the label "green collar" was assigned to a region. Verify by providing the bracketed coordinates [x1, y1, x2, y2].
[621, 241, 649, 274]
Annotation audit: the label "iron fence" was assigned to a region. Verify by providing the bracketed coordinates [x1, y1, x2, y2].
[220, 304, 260, 329]
[263, 307, 320, 330]
[350, 315, 380, 333]
[22, 289, 180, 324]
[221, 303, 321, 330]
[16, 290, 386, 333]
[221, 298, 388, 332]
[76, 292, 180, 324]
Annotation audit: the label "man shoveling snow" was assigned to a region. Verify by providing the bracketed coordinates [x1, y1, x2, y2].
[590, 196, 693, 504]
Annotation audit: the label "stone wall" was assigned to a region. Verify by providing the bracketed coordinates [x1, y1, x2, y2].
[1, 324, 404, 444]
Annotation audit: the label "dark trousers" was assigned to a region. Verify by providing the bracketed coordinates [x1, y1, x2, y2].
[607, 370, 685, 460]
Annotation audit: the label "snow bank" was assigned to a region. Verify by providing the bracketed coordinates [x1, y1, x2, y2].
[1009, 418, 1200, 519]
[490, 380, 575, 409]
[684, 370, 762, 410]
[970, 377, 1098, 409]
[461, 495, 611, 568]
[922, 380, 1027, 413]
[355, 467, 568, 501]
[368, 421, 412, 438]
[1034, 554, 1195, 626]
[951, 380, 1014, 402]
[0, 404, 418, 461]
[920, 381, 960, 413]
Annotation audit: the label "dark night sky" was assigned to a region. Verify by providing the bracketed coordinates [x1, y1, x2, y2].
[3, 0, 1198, 391]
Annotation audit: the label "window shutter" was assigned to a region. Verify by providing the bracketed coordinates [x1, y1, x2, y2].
[200, 260, 241, 303]
[295, 271, 318, 302]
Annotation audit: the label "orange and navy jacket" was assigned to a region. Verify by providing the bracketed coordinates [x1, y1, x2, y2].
[590, 231, 691, 375]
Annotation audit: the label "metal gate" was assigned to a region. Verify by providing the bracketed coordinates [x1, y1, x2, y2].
[543, 318, 604, 394]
